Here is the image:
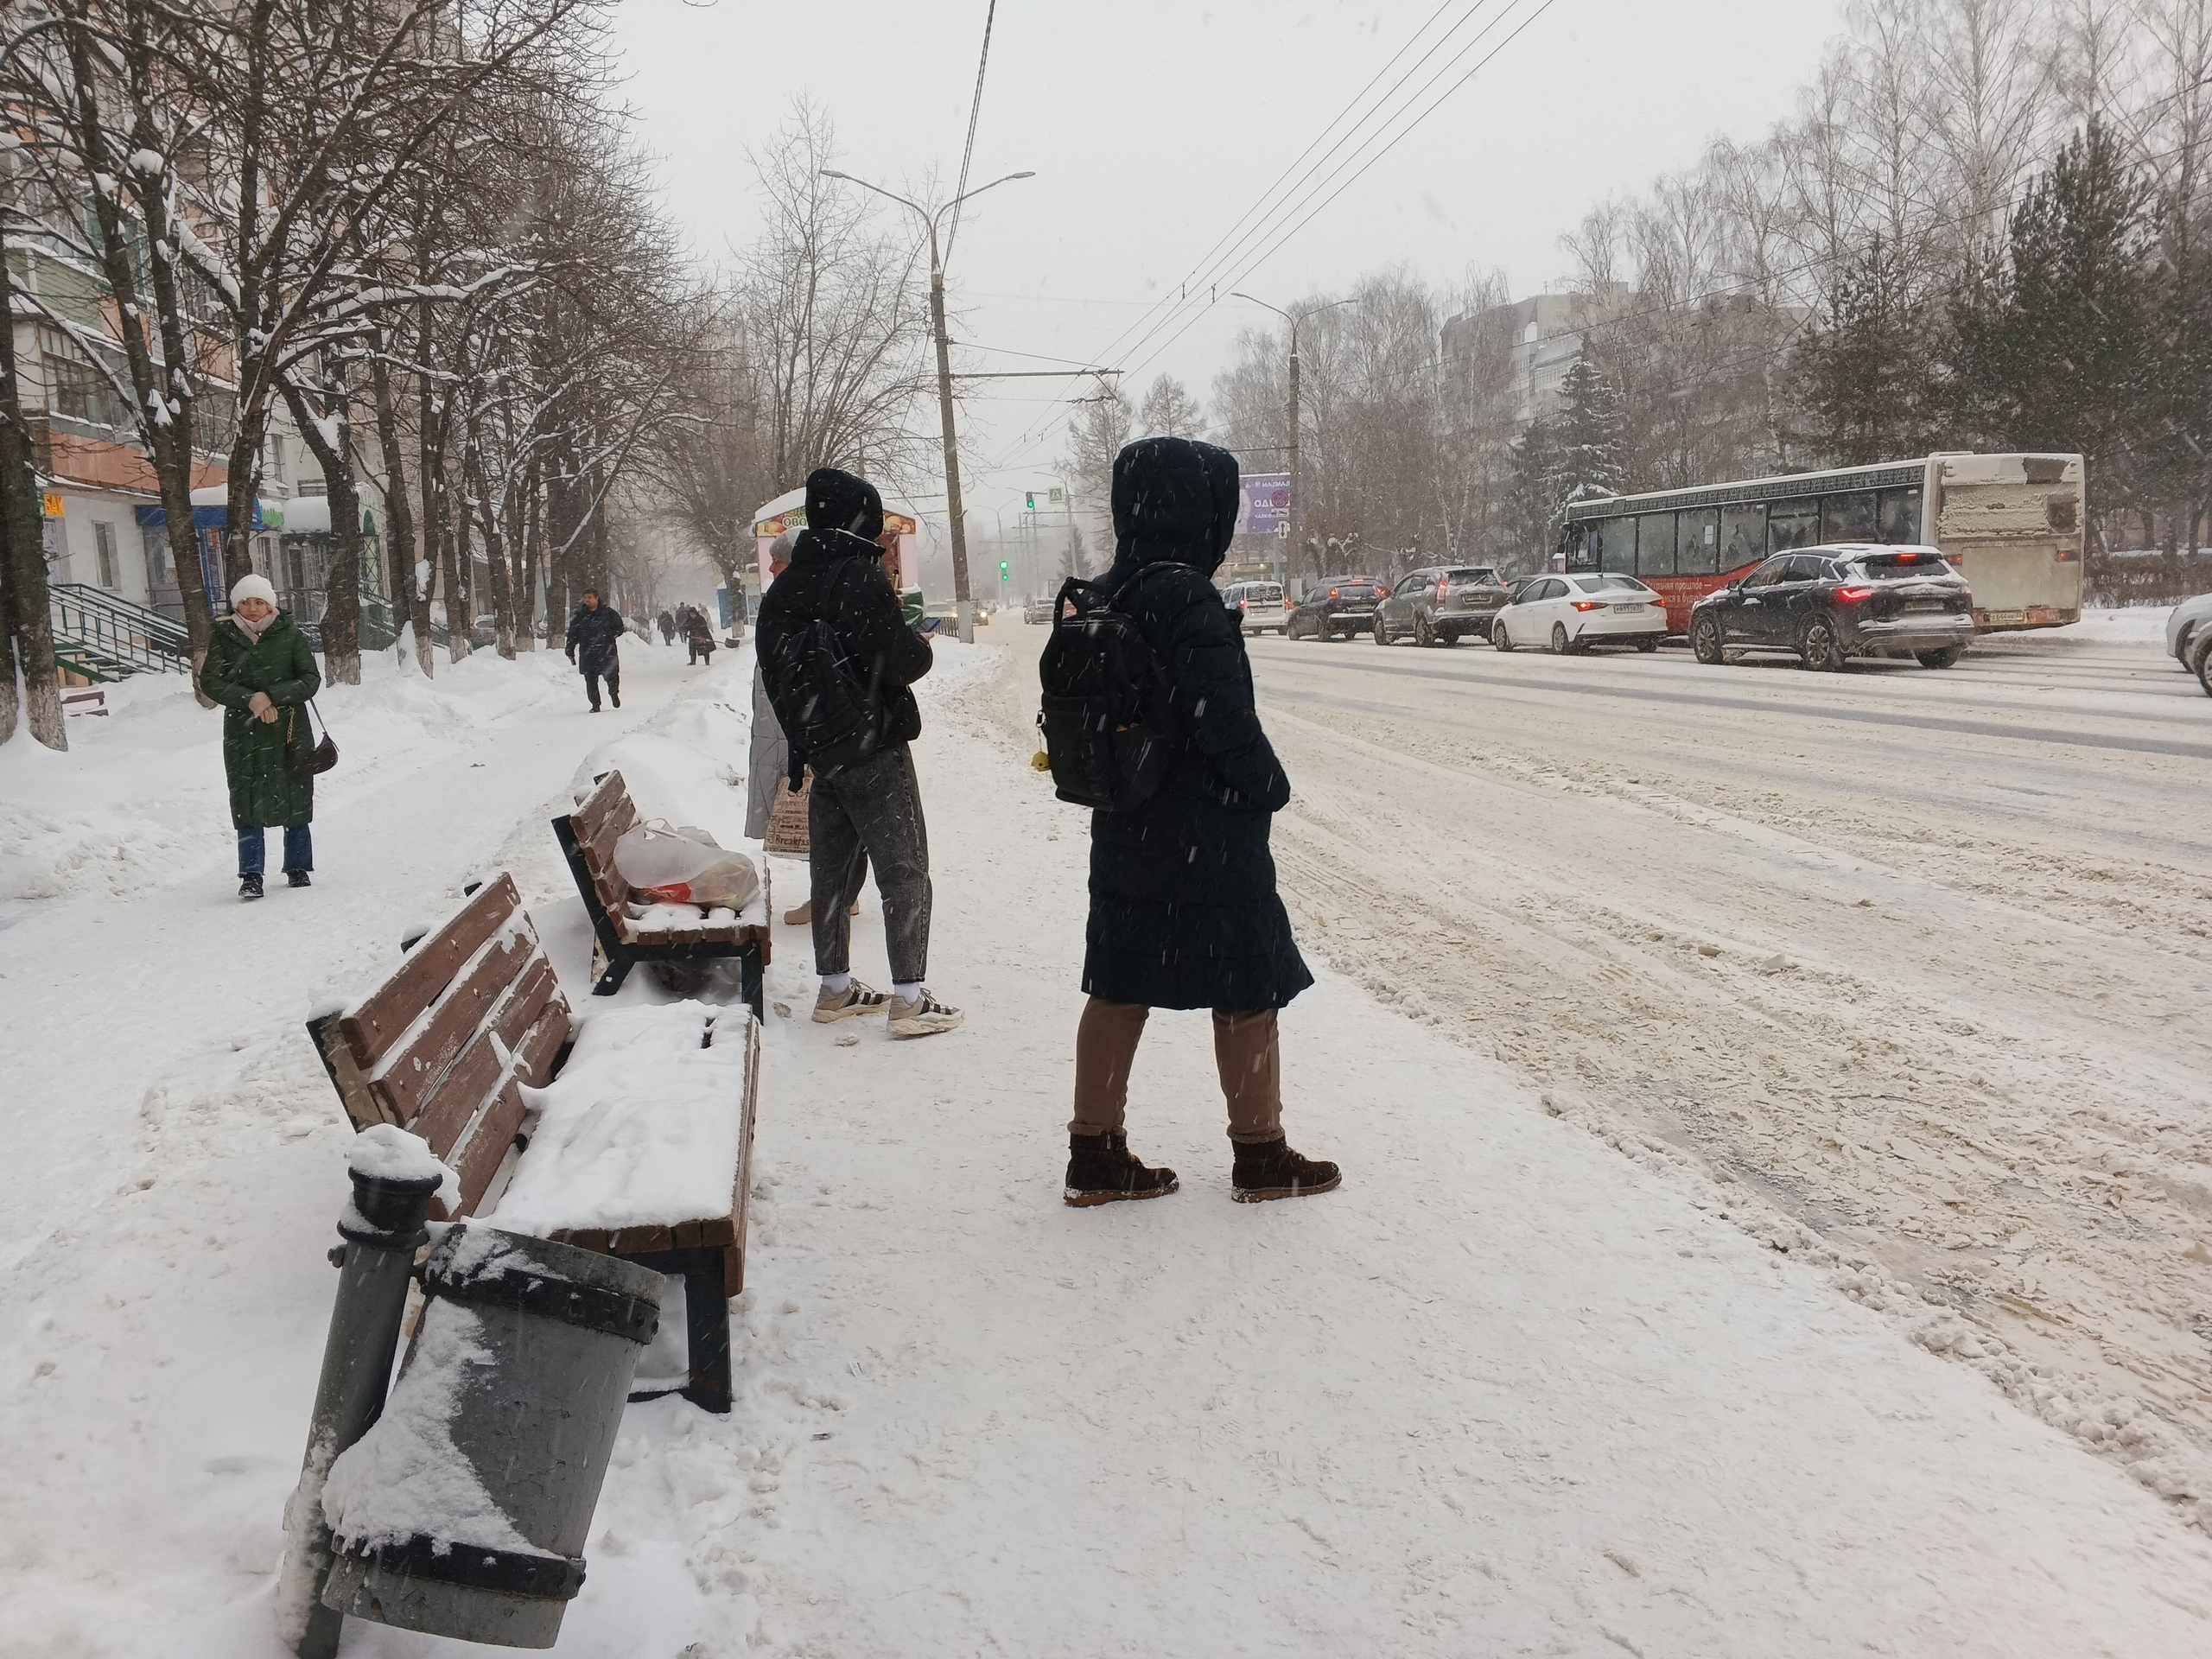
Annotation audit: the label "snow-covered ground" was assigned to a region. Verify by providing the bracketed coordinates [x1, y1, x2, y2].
[5, 616, 2212, 1657]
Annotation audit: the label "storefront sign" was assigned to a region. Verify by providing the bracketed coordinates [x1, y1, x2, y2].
[41, 493, 65, 518]
[1236, 473, 1290, 537]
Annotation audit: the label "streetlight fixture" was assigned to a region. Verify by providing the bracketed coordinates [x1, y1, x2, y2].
[823, 167, 1037, 643]
[1230, 291, 1351, 584]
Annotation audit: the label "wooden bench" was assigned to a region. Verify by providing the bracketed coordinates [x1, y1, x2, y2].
[305, 874, 760, 1414]
[552, 769, 771, 1018]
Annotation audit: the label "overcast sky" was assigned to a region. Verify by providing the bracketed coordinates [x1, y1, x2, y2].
[611, 0, 1847, 555]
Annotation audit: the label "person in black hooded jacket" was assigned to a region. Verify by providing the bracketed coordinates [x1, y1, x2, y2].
[1064, 435, 1340, 1205]
[757, 467, 960, 1039]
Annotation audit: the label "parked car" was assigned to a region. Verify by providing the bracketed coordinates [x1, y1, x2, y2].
[1371, 565, 1510, 646]
[1689, 544, 1973, 671]
[1491, 573, 1669, 654]
[1287, 576, 1386, 640]
[1222, 579, 1289, 635]
[1024, 594, 1057, 625]
[2166, 590, 2212, 666]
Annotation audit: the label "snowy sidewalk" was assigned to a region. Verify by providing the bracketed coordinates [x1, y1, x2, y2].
[4, 637, 2211, 1657]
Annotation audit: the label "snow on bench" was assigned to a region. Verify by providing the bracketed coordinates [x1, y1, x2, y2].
[553, 769, 771, 1015]
[306, 873, 760, 1413]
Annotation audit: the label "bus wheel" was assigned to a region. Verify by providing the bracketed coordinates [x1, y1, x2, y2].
[1550, 622, 1573, 655]
[1798, 615, 1846, 671]
[1691, 616, 1725, 665]
[1916, 645, 1964, 669]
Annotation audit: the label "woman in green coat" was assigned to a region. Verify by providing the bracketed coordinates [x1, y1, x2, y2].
[200, 574, 321, 900]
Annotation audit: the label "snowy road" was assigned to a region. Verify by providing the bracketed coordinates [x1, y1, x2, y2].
[1223, 614, 2212, 1452]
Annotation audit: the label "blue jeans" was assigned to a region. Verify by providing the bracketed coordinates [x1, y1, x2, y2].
[238, 823, 314, 876]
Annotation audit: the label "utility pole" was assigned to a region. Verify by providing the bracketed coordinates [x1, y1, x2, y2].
[1232, 292, 1351, 587]
[824, 168, 1034, 643]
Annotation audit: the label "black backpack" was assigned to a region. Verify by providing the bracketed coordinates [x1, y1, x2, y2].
[763, 618, 882, 777]
[1037, 570, 1179, 810]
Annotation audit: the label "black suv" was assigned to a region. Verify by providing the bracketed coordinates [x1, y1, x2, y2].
[1372, 565, 1509, 646]
[1690, 545, 1974, 671]
[1288, 576, 1385, 641]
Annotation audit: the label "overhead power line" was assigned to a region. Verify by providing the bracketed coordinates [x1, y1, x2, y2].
[944, 0, 1000, 267]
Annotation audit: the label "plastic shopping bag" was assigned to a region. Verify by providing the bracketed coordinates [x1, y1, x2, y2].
[613, 820, 760, 911]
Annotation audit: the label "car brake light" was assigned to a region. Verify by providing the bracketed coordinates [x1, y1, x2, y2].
[1435, 578, 1448, 603]
[1836, 587, 1872, 602]
[1328, 588, 1339, 600]
[1237, 599, 1248, 611]
[1571, 600, 1603, 612]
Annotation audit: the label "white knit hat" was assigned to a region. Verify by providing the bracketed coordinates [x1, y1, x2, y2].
[229, 574, 278, 611]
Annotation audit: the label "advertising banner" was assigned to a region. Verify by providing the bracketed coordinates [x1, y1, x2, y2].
[1237, 473, 1291, 537]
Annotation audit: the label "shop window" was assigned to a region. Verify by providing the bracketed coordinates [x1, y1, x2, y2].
[95, 522, 118, 588]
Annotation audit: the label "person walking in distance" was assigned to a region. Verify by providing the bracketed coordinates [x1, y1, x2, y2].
[1063, 436, 1338, 1205]
[565, 588, 624, 711]
[757, 467, 958, 1039]
[686, 604, 717, 666]
[200, 574, 321, 899]
[658, 608, 676, 646]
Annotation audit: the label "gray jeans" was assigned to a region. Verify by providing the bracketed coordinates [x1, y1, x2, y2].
[809, 743, 931, 984]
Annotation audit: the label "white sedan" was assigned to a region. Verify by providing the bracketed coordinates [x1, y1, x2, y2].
[1491, 574, 1670, 654]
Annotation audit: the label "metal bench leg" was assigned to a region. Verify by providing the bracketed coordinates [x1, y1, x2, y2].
[592, 950, 633, 997]
[740, 943, 763, 1023]
[679, 1248, 732, 1414]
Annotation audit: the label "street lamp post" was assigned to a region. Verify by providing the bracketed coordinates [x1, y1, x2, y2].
[1231, 292, 1351, 585]
[823, 167, 1035, 643]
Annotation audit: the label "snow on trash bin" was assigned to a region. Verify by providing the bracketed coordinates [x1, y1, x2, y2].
[318, 1225, 664, 1649]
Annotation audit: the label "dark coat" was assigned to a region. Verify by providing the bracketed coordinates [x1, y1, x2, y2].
[200, 613, 321, 829]
[756, 468, 931, 780]
[565, 602, 624, 674]
[1083, 437, 1312, 1012]
[685, 608, 715, 645]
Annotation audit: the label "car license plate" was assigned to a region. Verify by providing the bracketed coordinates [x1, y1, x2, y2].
[1903, 599, 1948, 613]
[1611, 602, 1644, 612]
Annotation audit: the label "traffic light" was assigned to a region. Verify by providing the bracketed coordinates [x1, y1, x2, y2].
[1025, 492, 1035, 510]
[999, 560, 1010, 581]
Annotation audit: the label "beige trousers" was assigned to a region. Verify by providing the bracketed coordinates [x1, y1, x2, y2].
[1069, 997, 1283, 1146]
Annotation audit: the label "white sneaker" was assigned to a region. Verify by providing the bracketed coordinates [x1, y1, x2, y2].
[887, 988, 963, 1039]
[813, 980, 891, 1022]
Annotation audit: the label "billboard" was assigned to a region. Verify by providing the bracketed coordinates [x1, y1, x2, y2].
[1236, 473, 1291, 537]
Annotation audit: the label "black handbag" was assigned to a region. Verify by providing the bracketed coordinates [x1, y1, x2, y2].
[286, 700, 339, 777]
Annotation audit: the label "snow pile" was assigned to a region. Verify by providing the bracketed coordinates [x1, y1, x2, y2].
[319, 1301, 541, 1557]
[490, 1001, 749, 1236]
[345, 1122, 452, 1187]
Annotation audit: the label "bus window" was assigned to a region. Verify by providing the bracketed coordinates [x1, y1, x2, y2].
[1679, 507, 1719, 575]
[1598, 518, 1634, 573]
[1636, 512, 1675, 576]
[1877, 486, 1922, 543]
[1823, 493, 1878, 542]
[1769, 496, 1820, 551]
[1720, 504, 1765, 569]
[1561, 523, 1596, 570]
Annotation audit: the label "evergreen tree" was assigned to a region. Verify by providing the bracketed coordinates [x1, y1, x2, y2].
[1796, 235, 1946, 466]
[1505, 416, 1566, 569]
[1551, 357, 1626, 508]
[1948, 120, 2157, 540]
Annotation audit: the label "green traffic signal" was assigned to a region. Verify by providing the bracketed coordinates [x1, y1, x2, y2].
[999, 560, 1010, 576]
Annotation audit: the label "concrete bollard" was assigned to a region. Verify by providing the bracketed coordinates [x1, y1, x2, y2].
[318, 1224, 664, 1649]
[276, 1127, 448, 1659]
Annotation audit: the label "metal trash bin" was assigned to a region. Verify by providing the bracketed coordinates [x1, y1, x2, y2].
[319, 1225, 664, 1648]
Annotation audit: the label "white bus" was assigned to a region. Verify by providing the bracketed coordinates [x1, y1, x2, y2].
[1559, 453, 2085, 634]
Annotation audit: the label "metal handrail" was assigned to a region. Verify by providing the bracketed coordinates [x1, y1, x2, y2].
[49, 582, 192, 676]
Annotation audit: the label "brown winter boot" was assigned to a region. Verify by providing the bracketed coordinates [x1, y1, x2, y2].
[1065, 1131, 1179, 1207]
[1230, 1137, 1341, 1203]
